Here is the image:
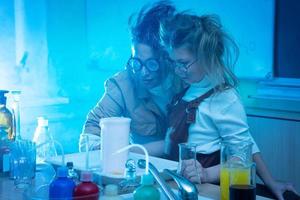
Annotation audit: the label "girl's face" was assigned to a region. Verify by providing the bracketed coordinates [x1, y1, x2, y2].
[130, 43, 161, 88]
[169, 46, 205, 84]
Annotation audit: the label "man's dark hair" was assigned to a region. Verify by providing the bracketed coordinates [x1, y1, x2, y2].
[129, 1, 175, 53]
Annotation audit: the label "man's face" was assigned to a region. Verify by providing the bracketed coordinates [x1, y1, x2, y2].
[130, 43, 161, 89]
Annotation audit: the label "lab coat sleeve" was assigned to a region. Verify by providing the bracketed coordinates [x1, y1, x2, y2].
[79, 78, 125, 152]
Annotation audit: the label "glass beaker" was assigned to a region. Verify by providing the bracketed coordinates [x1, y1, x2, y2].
[220, 141, 253, 200]
[177, 143, 201, 183]
[229, 162, 256, 200]
[9, 139, 36, 189]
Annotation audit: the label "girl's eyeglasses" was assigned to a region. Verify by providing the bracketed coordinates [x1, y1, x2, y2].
[173, 59, 198, 71]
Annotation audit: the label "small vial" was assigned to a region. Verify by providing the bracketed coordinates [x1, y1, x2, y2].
[66, 162, 79, 184]
[118, 159, 140, 193]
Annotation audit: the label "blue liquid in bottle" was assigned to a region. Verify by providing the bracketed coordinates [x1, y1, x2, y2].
[49, 166, 75, 200]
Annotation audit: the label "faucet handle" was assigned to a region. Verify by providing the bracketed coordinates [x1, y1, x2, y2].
[164, 169, 198, 200]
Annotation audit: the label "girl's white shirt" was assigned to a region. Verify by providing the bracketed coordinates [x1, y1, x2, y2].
[183, 77, 259, 154]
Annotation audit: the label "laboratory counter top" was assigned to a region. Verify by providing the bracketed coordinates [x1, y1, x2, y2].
[0, 150, 274, 199]
[0, 176, 273, 200]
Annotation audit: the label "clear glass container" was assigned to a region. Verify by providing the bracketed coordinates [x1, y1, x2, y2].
[177, 143, 199, 181]
[220, 141, 253, 200]
[32, 117, 57, 163]
[229, 162, 256, 200]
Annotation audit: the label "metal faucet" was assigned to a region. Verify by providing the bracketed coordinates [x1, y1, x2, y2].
[137, 159, 198, 200]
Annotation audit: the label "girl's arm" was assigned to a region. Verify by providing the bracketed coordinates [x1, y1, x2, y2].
[202, 164, 220, 183]
[253, 153, 299, 200]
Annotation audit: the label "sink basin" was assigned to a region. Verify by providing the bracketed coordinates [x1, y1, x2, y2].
[120, 189, 214, 200]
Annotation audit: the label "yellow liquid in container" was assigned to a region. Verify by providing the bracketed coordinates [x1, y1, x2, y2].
[220, 167, 230, 200]
[220, 166, 250, 200]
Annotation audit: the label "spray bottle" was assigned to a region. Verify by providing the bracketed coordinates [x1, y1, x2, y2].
[114, 144, 160, 200]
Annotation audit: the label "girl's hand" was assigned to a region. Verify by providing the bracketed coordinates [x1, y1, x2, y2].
[268, 180, 299, 200]
[181, 159, 206, 183]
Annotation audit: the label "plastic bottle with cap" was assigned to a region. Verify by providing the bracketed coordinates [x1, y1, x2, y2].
[102, 184, 123, 200]
[73, 170, 99, 200]
[133, 173, 160, 200]
[49, 166, 76, 200]
[33, 117, 57, 163]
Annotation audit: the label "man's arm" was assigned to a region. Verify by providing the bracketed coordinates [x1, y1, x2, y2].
[79, 80, 125, 152]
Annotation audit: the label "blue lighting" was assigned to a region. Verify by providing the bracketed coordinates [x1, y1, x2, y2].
[0, 0, 275, 153]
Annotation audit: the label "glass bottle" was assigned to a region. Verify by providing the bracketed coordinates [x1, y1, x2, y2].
[118, 159, 140, 193]
[0, 90, 15, 176]
[0, 90, 15, 141]
[32, 117, 57, 163]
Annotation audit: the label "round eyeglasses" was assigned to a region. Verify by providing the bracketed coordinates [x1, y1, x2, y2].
[173, 59, 198, 72]
[127, 57, 160, 73]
